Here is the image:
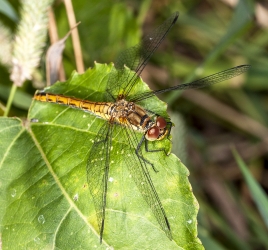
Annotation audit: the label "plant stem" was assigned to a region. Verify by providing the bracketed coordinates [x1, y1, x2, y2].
[4, 83, 17, 117]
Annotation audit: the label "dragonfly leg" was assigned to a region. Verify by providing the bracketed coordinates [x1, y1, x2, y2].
[165, 121, 173, 141]
[145, 139, 168, 156]
[135, 119, 173, 173]
[135, 135, 159, 172]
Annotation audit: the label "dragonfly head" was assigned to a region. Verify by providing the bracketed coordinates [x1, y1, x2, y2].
[117, 93, 125, 101]
[145, 117, 168, 141]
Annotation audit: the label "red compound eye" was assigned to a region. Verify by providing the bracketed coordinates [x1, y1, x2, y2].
[145, 126, 160, 141]
[156, 117, 167, 129]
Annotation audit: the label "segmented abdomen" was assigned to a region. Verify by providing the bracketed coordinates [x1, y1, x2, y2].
[34, 92, 113, 120]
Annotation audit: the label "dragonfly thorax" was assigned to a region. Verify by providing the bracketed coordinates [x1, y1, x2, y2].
[111, 99, 134, 118]
[111, 99, 168, 141]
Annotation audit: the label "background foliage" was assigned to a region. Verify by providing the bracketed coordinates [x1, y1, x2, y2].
[0, 0, 268, 249]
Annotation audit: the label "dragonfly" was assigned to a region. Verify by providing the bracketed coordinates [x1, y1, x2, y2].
[34, 12, 250, 242]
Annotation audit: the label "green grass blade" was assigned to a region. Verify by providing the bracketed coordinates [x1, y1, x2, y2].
[0, 0, 18, 21]
[232, 147, 268, 229]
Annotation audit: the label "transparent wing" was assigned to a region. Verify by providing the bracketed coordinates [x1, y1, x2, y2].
[87, 121, 114, 242]
[106, 12, 179, 101]
[120, 121, 172, 239]
[130, 65, 251, 102]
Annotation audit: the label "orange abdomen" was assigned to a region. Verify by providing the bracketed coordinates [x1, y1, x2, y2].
[34, 92, 113, 120]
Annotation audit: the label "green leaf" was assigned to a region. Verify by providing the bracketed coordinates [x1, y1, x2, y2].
[1, 63, 202, 249]
[232, 147, 268, 229]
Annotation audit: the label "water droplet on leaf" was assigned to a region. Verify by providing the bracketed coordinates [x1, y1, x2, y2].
[11, 189, 16, 197]
[38, 215, 45, 224]
[34, 237, 41, 244]
[73, 194, 79, 201]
